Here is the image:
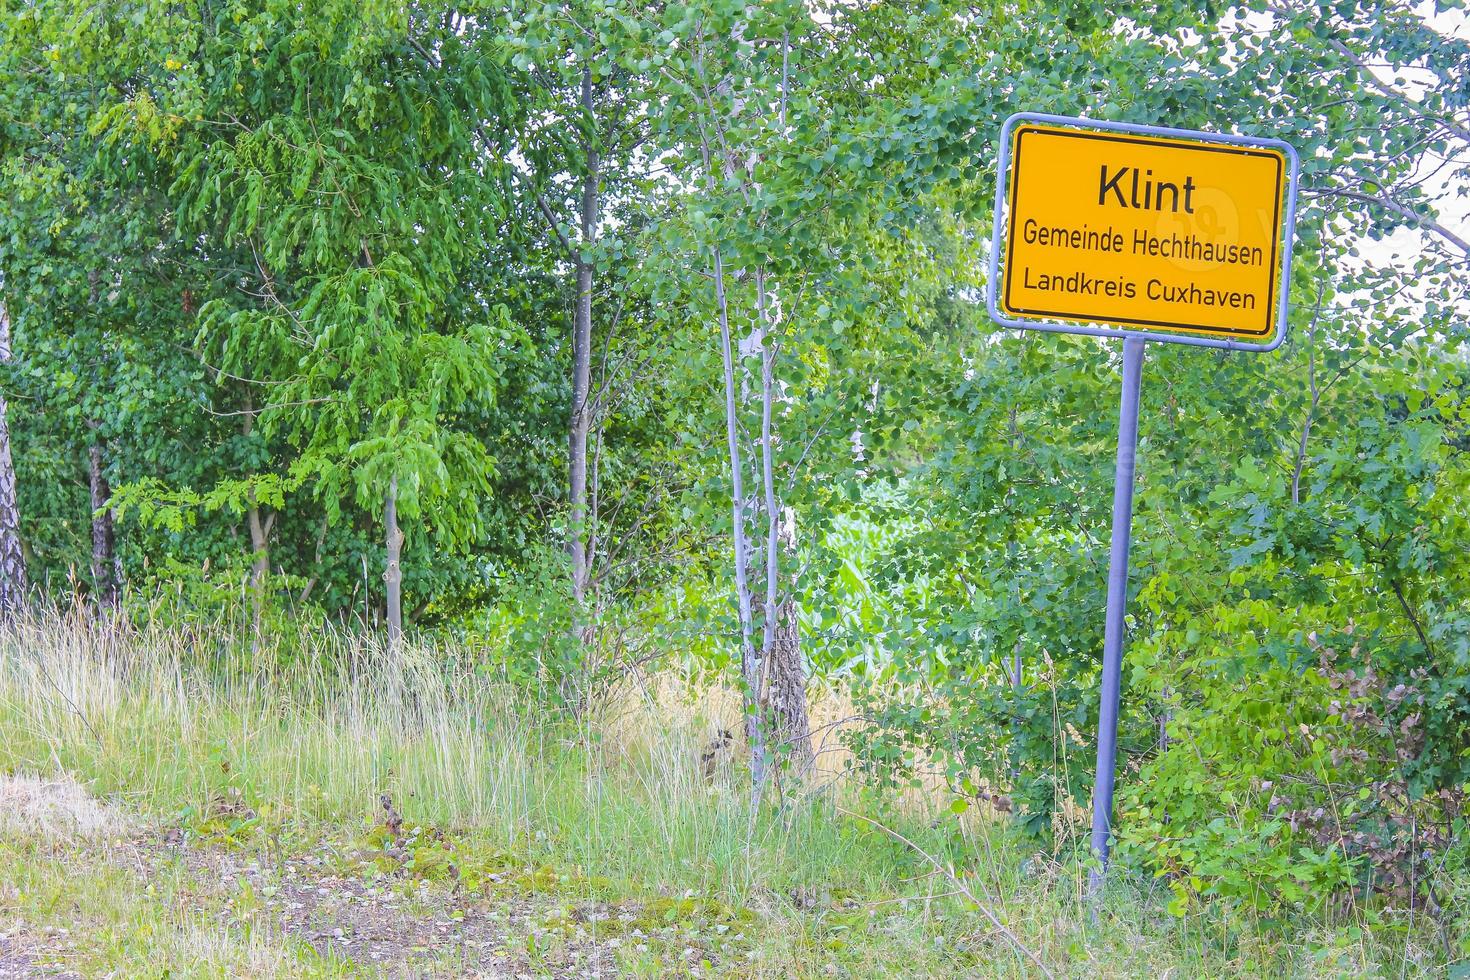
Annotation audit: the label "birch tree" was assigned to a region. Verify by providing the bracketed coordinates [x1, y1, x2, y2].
[667, 0, 819, 795]
[0, 302, 25, 614]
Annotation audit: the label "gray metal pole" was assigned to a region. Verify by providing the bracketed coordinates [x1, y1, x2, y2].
[1088, 335, 1146, 900]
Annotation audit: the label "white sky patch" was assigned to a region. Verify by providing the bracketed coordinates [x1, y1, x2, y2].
[1355, 4, 1470, 273]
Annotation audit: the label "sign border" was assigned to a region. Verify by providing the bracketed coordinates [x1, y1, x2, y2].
[1004, 126, 1283, 340]
[987, 112, 1301, 352]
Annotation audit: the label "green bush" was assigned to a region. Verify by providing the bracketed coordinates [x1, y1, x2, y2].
[1119, 601, 1466, 916]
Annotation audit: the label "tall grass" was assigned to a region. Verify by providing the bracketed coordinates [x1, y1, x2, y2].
[0, 606, 953, 901]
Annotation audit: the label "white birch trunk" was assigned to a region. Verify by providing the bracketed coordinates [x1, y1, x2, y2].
[0, 303, 26, 615]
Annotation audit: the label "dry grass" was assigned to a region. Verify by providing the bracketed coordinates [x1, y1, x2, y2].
[0, 772, 131, 840]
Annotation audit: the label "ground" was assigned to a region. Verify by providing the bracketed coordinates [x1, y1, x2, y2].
[0, 623, 1454, 978]
[1, 770, 1446, 979]
[0, 775, 784, 978]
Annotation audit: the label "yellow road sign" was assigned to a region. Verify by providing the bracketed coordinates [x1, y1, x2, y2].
[997, 122, 1290, 342]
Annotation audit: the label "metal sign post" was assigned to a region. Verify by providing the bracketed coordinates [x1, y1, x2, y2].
[1088, 334, 1145, 899]
[986, 112, 1300, 894]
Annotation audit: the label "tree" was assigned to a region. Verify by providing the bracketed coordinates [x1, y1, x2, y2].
[86, 0, 529, 643]
[0, 1, 187, 611]
[509, 1, 670, 648]
[0, 301, 25, 613]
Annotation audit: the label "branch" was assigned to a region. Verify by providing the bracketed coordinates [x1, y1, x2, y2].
[1265, 2, 1470, 145]
[1388, 575, 1436, 663]
[1322, 35, 1470, 145]
[1306, 187, 1470, 257]
[1291, 279, 1326, 505]
[204, 397, 337, 417]
[534, 191, 575, 255]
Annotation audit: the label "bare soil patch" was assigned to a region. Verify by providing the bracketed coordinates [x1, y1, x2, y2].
[1, 775, 735, 977]
[143, 836, 685, 978]
[0, 931, 80, 980]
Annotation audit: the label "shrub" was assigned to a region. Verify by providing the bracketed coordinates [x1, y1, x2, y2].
[1119, 605, 1466, 916]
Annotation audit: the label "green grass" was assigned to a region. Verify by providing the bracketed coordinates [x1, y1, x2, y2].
[0, 832, 351, 977]
[0, 609, 1456, 977]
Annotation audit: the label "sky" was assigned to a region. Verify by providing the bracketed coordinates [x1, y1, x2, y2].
[1360, 4, 1470, 270]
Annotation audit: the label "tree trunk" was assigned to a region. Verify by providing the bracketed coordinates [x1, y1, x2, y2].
[296, 515, 329, 608]
[245, 497, 273, 638]
[87, 423, 118, 610]
[1009, 641, 1023, 785]
[757, 269, 779, 673]
[763, 503, 812, 777]
[712, 244, 764, 791]
[0, 303, 27, 615]
[568, 65, 598, 631]
[384, 474, 403, 651]
[765, 593, 813, 775]
[752, 262, 813, 789]
[754, 269, 783, 798]
[242, 400, 273, 642]
[83, 268, 117, 612]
